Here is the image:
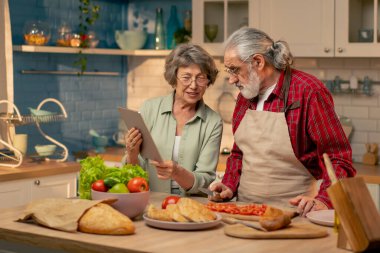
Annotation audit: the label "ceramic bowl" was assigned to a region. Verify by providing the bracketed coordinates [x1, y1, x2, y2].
[35, 144, 57, 156]
[115, 30, 147, 50]
[91, 189, 150, 219]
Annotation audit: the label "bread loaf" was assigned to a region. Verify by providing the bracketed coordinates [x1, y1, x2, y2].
[78, 203, 135, 235]
[259, 206, 291, 231]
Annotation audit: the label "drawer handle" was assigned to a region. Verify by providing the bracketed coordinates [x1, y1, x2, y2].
[34, 179, 40, 186]
[324, 48, 330, 53]
[337, 47, 343, 53]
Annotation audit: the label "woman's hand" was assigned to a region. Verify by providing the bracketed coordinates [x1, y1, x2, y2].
[124, 128, 142, 164]
[289, 195, 328, 217]
[150, 160, 195, 191]
[209, 182, 233, 202]
[150, 160, 179, 180]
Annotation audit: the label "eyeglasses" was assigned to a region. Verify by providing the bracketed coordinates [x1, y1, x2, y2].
[224, 55, 253, 77]
[177, 75, 210, 87]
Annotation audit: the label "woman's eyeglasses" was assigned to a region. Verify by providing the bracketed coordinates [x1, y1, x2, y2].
[177, 76, 209, 87]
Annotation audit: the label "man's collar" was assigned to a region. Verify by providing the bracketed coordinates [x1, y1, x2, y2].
[272, 69, 286, 100]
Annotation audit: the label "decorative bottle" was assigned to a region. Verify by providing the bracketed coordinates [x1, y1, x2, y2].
[166, 5, 180, 49]
[154, 8, 165, 50]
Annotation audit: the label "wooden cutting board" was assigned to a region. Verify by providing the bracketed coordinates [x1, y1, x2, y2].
[224, 223, 328, 239]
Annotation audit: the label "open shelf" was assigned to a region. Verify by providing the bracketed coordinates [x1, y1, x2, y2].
[13, 45, 171, 56]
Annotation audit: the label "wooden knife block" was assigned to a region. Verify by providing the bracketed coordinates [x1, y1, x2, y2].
[327, 177, 380, 252]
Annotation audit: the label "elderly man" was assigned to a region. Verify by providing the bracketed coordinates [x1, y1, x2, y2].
[210, 27, 356, 216]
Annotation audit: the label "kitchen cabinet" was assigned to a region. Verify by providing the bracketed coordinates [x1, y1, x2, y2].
[192, 0, 252, 56]
[251, 0, 334, 57]
[335, 0, 380, 57]
[252, 0, 380, 57]
[0, 172, 77, 209]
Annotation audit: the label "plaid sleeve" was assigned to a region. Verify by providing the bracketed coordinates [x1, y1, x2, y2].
[306, 89, 356, 208]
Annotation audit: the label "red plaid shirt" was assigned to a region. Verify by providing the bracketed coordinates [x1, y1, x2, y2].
[222, 68, 356, 208]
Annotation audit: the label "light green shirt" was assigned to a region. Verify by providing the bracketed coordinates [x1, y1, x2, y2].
[123, 92, 223, 195]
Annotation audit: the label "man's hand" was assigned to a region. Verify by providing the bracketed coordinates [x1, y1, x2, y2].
[289, 195, 328, 217]
[209, 182, 233, 202]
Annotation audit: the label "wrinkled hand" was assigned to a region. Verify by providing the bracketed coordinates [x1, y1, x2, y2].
[124, 128, 142, 163]
[209, 182, 233, 202]
[289, 195, 328, 217]
[150, 160, 178, 180]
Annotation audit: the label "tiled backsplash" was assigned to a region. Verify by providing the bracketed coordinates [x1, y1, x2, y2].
[127, 57, 380, 163]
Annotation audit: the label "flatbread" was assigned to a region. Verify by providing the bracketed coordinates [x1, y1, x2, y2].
[176, 198, 216, 222]
[146, 204, 173, 222]
[166, 204, 189, 222]
[78, 203, 135, 235]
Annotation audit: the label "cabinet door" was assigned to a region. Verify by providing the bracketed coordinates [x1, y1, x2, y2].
[335, 0, 380, 57]
[30, 173, 77, 200]
[0, 179, 30, 208]
[192, 0, 251, 56]
[251, 0, 334, 57]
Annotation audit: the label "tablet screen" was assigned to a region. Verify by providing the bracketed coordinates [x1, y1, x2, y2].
[118, 107, 163, 162]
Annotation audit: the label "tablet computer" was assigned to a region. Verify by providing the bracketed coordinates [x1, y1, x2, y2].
[118, 107, 163, 162]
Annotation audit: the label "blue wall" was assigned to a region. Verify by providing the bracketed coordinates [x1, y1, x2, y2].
[9, 0, 191, 159]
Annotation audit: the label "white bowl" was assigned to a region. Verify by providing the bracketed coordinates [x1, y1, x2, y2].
[35, 144, 57, 156]
[91, 189, 150, 219]
[115, 30, 147, 50]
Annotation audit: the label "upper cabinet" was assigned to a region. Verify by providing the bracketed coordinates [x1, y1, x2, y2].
[192, 0, 252, 56]
[335, 0, 380, 57]
[194, 0, 380, 57]
[251, 0, 334, 57]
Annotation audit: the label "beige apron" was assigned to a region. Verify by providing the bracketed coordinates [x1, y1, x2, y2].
[235, 67, 317, 206]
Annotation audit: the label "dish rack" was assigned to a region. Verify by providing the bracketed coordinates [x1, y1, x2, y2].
[0, 98, 68, 167]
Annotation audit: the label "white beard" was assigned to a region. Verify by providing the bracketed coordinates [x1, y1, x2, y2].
[237, 67, 261, 99]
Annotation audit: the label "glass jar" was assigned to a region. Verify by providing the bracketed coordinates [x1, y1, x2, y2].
[23, 20, 51, 46]
[56, 22, 72, 47]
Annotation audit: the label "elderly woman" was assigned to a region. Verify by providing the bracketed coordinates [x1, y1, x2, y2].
[123, 43, 222, 195]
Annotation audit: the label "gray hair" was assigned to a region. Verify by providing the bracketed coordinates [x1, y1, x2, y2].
[164, 43, 219, 87]
[224, 27, 293, 70]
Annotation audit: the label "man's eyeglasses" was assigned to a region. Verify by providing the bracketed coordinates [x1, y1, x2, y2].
[224, 55, 253, 77]
[177, 76, 210, 87]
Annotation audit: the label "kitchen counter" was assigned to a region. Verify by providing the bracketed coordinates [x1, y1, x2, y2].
[0, 192, 345, 253]
[0, 160, 80, 183]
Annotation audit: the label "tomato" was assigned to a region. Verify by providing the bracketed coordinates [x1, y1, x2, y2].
[162, 195, 181, 209]
[108, 183, 129, 193]
[91, 179, 108, 192]
[127, 177, 149, 193]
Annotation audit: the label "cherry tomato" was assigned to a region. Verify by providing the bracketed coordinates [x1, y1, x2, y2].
[162, 195, 181, 209]
[91, 179, 107, 192]
[127, 177, 149, 193]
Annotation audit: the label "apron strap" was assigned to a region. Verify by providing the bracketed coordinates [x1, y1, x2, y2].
[281, 65, 300, 113]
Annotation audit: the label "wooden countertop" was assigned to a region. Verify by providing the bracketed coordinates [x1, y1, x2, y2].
[0, 160, 80, 182]
[0, 192, 345, 253]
